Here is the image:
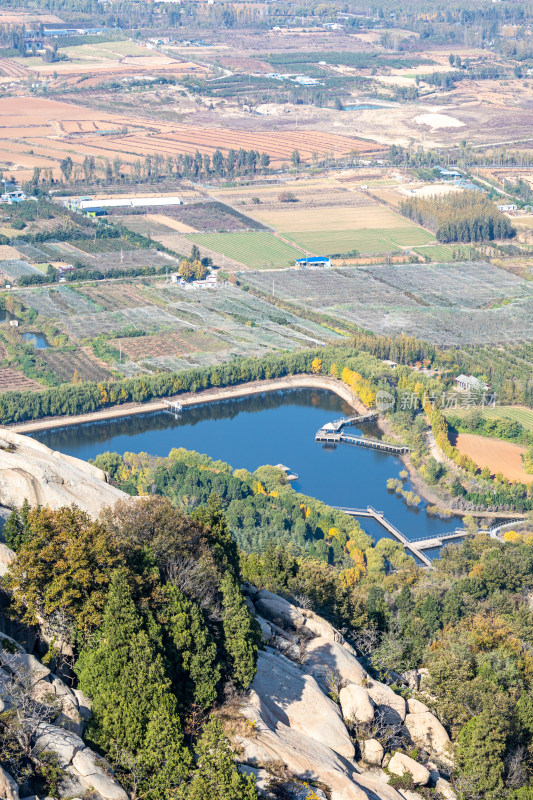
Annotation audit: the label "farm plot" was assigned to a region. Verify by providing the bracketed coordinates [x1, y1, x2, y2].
[185, 232, 304, 269]
[453, 433, 532, 483]
[39, 350, 113, 383]
[0, 368, 42, 392]
[115, 330, 227, 361]
[113, 215, 178, 237]
[414, 244, 474, 261]
[15, 241, 50, 263]
[445, 404, 533, 433]
[242, 262, 533, 345]
[148, 202, 267, 233]
[17, 286, 103, 318]
[253, 204, 434, 255]
[0, 260, 43, 280]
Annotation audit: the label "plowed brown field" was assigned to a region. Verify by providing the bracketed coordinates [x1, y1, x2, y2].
[0, 96, 383, 180]
[454, 433, 532, 483]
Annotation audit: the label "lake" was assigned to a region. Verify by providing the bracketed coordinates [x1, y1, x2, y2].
[22, 332, 48, 349]
[31, 387, 464, 547]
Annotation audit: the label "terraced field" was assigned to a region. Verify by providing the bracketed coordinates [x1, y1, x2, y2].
[185, 232, 304, 269]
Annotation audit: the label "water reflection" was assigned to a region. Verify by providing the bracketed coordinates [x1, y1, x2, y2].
[32, 387, 463, 547]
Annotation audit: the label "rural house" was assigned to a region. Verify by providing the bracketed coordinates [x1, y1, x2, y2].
[455, 374, 489, 393]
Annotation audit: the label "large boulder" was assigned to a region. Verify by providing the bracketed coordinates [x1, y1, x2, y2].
[388, 753, 430, 786]
[339, 684, 374, 724]
[253, 590, 305, 629]
[301, 609, 343, 642]
[71, 750, 128, 800]
[238, 716, 404, 800]
[251, 650, 354, 759]
[435, 776, 458, 800]
[34, 723, 85, 766]
[302, 637, 366, 690]
[0, 542, 15, 577]
[0, 429, 126, 519]
[361, 739, 384, 767]
[404, 711, 453, 765]
[366, 679, 406, 725]
[0, 765, 18, 800]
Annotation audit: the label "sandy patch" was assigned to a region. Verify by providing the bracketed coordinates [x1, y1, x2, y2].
[414, 113, 465, 129]
[454, 433, 532, 483]
[146, 213, 197, 233]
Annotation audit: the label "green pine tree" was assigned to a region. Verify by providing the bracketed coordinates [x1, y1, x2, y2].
[220, 573, 260, 690]
[76, 571, 191, 794]
[183, 716, 257, 800]
[456, 710, 507, 799]
[161, 584, 220, 709]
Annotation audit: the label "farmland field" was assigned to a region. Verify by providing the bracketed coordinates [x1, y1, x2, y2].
[286, 226, 434, 255]
[14, 278, 341, 376]
[453, 432, 532, 483]
[241, 261, 533, 345]
[445, 404, 533, 432]
[39, 350, 113, 383]
[0, 368, 42, 392]
[252, 204, 435, 255]
[414, 244, 474, 261]
[185, 232, 304, 269]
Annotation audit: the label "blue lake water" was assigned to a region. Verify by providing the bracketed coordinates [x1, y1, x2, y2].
[31, 388, 463, 546]
[22, 332, 48, 349]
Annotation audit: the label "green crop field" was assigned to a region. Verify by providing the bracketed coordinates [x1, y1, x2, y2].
[415, 244, 474, 261]
[185, 232, 304, 269]
[285, 226, 435, 256]
[445, 405, 533, 432]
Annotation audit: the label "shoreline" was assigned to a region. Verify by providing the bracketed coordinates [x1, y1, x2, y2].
[6, 374, 364, 434]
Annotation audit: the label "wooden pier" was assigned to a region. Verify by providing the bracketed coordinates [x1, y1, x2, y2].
[315, 428, 410, 454]
[326, 412, 378, 432]
[163, 399, 183, 417]
[333, 505, 433, 567]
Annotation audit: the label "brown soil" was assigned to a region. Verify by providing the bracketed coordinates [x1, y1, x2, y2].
[454, 432, 532, 484]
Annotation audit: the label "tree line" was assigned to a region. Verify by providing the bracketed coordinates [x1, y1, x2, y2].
[399, 191, 516, 243]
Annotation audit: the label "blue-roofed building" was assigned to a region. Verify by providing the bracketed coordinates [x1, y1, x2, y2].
[295, 256, 332, 268]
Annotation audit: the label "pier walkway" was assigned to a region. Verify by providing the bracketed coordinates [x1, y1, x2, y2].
[333, 505, 433, 567]
[326, 412, 378, 432]
[316, 428, 410, 454]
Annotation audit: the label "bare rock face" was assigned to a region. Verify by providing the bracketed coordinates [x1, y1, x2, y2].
[0, 542, 15, 577]
[361, 739, 384, 766]
[301, 608, 344, 642]
[388, 753, 430, 786]
[303, 637, 366, 690]
[404, 710, 453, 765]
[366, 679, 406, 725]
[238, 717, 404, 800]
[251, 650, 355, 759]
[0, 429, 125, 518]
[0, 765, 19, 800]
[254, 590, 306, 629]
[339, 684, 374, 724]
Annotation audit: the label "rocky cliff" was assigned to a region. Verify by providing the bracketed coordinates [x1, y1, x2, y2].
[0, 429, 125, 518]
[236, 586, 456, 800]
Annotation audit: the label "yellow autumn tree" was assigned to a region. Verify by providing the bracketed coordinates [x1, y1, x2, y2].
[311, 357, 322, 374]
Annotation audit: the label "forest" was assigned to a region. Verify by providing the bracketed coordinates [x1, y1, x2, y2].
[399, 191, 516, 242]
[1, 497, 260, 799]
[91, 447, 382, 577]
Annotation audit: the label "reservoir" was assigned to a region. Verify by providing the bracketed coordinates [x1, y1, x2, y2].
[31, 387, 464, 547]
